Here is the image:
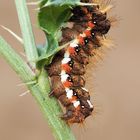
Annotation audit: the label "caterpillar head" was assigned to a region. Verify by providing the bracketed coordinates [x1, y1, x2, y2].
[61, 103, 93, 123]
[61, 105, 85, 123]
[93, 19, 111, 35]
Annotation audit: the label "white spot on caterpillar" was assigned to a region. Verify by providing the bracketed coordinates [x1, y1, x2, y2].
[62, 57, 71, 64]
[87, 100, 93, 108]
[93, 21, 96, 24]
[66, 89, 73, 99]
[65, 88, 70, 92]
[61, 74, 69, 82]
[60, 70, 66, 75]
[81, 106, 85, 108]
[73, 101, 80, 108]
[70, 42, 78, 48]
[64, 51, 70, 58]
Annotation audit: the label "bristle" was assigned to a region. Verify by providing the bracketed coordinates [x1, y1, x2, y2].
[101, 38, 114, 49]
[108, 16, 119, 27]
[27, 1, 41, 6]
[101, 5, 113, 13]
[17, 81, 37, 87]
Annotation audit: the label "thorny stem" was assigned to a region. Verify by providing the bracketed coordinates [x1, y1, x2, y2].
[0, 37, 35, 82]
[15, 0, 38, 68]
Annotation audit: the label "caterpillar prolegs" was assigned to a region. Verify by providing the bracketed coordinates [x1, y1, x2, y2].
[45, 0, 112, 123]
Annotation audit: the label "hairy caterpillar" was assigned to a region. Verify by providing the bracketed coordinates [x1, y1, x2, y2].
[45, 0, 112, 123]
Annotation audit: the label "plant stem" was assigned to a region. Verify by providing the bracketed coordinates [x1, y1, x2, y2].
[0, 36, 34, 82]
[0, 36, 76, 140]
[15, 0, 38, 68]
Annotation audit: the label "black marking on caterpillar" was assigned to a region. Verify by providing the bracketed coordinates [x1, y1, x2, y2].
[45, 0, 112, 123]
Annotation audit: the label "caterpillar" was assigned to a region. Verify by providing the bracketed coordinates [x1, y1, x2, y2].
[45, 0, 112, 123]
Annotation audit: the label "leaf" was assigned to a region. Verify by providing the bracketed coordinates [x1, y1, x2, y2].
[36, 34, 59, 69]
[38, 5, 71, 35]
[37, 44, 47, 56]
[38, 0, 82, 35]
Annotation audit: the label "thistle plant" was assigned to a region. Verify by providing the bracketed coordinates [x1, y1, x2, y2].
[0, 0, 90, 140]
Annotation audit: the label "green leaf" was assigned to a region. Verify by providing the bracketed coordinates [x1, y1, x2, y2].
[38, 4, 71, 35]
[37, 44, 47, 57]
[36, 34, 58, 69]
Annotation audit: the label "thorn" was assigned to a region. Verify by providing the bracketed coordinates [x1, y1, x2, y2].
[17, 83, 26, 87]
[34, 7, 40, 11]
[41, 1, 55, 8]
[76, 2, 98, 6]
[1, 25, 23, 44]
[40, 1, 98, 9]
[19, 90, 30, 97]
[17, 81, 36, 87]
[27, 1, 41, 6]
[36, 1, 53, 10]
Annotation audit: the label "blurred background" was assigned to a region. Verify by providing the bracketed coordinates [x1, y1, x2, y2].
[0, 0, 140, 140]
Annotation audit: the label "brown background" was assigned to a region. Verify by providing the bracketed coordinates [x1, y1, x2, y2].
[0, 0, 140, 140]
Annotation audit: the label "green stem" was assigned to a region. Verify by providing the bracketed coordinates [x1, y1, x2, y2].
[15, 0, 38, 68]
[0, 36, 76, 140]
[0, 36, 34, 82]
